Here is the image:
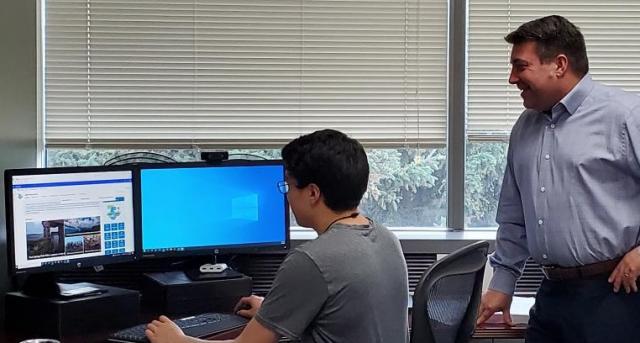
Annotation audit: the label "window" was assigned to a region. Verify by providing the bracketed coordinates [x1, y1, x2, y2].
[48, 1, 640, 229]
[47, 147, 448, 228]
[44, 0, 448, 148]
[466, 0, 640, 227]
[43, 0, 449, 228]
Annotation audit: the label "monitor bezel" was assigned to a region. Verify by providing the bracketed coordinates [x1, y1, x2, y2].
[135, 160, 290, 259]
[4, 165, 139, 275]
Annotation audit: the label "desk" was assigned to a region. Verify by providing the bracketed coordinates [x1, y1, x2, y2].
[4, 312, 524, 343]
[472, 314, 526, 342]
[212, 313, 526, 343]
[210, 313, 526, 343]
[407, 299, 525, 343]
[3, 326, 245, 343]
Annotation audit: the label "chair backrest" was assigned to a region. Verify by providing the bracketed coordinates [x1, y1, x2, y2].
[410, 240, 489, 343]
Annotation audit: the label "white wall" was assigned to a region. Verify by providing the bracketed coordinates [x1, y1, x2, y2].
[0, 0, 39, 325]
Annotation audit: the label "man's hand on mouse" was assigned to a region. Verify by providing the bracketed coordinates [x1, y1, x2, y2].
[234, 295, 265, 318]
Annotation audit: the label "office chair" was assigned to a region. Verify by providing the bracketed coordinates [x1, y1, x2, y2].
[410, 240, 489, 343]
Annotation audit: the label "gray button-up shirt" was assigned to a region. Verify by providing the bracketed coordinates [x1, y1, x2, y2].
[489, 74, 640, 295]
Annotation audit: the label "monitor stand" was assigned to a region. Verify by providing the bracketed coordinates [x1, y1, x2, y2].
[22, 272, 107, 299]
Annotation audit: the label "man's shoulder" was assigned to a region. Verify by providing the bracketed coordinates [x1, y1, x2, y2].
[515, 108, 539, 122]
[279, 247, 320, 276]
[296, 221, 399, 258]
[590, 81, 640, 114]
[509, 108, 541, 136]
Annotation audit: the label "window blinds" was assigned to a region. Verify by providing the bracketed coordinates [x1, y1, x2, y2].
[467, 0, 640, 141]
[45, 0, 448, 148]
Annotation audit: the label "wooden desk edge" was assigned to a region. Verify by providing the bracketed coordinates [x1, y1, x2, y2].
[473, 314, 527, 339]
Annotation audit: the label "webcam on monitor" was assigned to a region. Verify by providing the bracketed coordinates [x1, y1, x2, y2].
[200, 151, 229, 163]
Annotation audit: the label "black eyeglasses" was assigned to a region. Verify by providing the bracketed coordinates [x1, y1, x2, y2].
[277, 180, 289, 194]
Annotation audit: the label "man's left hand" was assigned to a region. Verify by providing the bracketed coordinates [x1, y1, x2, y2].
[608, 247, 640, 293]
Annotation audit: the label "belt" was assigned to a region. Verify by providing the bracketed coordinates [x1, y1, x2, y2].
[541, 258, 621, 281]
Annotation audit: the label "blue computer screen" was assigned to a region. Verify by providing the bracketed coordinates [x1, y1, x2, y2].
[140, 163, 288, 254]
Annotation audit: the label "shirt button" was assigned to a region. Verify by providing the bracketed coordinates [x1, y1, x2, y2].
[550, 124, 556, 129]
[545, 154, 550, 160]
[540, 187, 546, 192]
[538, 219, 544, 225]
[542, 254, 548, 259]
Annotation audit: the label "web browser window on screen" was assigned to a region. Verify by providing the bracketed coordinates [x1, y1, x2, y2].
[10, 170, 135, 270]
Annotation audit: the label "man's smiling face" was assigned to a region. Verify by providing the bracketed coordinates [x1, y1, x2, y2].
[508, 41, 563, 112]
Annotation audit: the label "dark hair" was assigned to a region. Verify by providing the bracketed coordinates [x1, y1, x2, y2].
[281, 129, 369, 212]
[505, 15, 589, 77]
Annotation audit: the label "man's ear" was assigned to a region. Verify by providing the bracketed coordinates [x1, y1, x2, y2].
[307, 183, 322, 206]
[554, 54, 569, 77]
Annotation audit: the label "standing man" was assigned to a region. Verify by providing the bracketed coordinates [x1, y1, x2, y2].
[476, 15, 640, 342]
[145, 129, 410, 343]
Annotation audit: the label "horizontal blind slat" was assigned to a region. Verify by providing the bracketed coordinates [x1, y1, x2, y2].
[45, 0, 448, 148]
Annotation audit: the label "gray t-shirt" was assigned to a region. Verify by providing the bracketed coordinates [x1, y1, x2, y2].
[255, 220, 409, 343]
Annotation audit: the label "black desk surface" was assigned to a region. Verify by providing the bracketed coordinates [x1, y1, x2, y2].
[3, 283, 243, 343]
[5, 316, 524, 343]
[4, 327, 244, 343]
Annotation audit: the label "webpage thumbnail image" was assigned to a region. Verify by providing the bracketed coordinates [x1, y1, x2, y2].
[26, 216, 102, 259]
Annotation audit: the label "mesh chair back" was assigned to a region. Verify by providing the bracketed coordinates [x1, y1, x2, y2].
[410, 240, 489, 343]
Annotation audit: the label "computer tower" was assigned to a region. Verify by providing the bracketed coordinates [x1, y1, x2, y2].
[142, 271, 252, 316]
[5, 283, 140, 339]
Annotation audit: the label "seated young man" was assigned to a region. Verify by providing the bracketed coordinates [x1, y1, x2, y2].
[145, 129, 409, 343]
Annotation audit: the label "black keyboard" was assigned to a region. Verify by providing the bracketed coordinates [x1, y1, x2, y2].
[108, 312, 249, 343]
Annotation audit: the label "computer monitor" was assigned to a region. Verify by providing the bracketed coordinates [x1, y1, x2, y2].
[137, 160, 289, 259]
[4, 166, 137, 280]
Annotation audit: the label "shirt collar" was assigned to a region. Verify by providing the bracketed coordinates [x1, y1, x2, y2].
[555, 73, 594, 116]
